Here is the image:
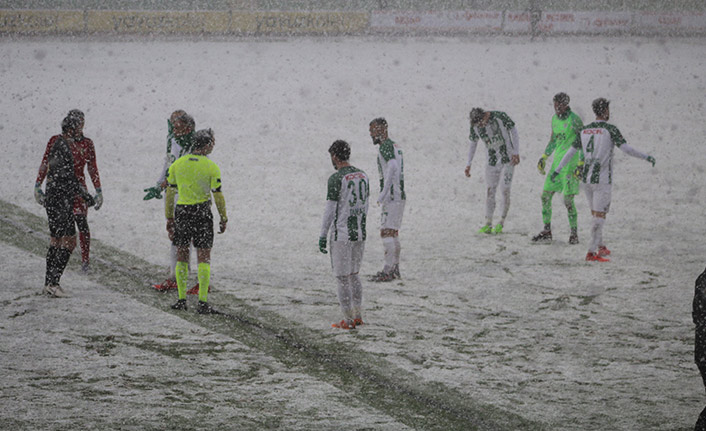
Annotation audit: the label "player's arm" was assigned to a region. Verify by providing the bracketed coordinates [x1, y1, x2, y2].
[378, 158, 399, 204]
[508, 126, 520, 166]
[611, 126, 655, 166]
[319, 200, 336, 254]
[213, 189, 227, 234]
[34, 138, 55, 205]
[550, 145, 579, 181]
[465, 129, 479, 177]
[84, 139, 104, 209]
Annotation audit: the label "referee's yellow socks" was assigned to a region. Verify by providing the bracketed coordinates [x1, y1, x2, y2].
[198, 262, 210, 303]
[176, 261, 188, 300]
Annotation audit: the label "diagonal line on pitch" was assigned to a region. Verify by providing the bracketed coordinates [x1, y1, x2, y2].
[0, 199, 546, 431]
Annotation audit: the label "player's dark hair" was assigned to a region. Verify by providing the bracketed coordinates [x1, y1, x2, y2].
[329, 140, 351, 161]
[553, 92, 570, 106]
[470, 108, 485, 126]
[592, 98, 610, 117]
[176, 113, 195, 132]
[369, 117, 387, 128]
[193, 128, 214, 149]
[67, 109, 84, 120]
[61, 115, 80, 133]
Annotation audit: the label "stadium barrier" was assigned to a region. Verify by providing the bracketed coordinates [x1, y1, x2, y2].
[1, 8, 705, 36]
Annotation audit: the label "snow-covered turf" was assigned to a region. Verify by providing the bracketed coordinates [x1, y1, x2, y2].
[1, 36, 705, 429]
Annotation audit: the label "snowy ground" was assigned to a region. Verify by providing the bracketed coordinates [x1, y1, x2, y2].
[1, 36, 706, 430]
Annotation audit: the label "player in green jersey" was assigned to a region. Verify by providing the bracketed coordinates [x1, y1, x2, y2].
[319, 140, 369, 329]
[165, 129, 227, 314]
[532, 93, 584, 244]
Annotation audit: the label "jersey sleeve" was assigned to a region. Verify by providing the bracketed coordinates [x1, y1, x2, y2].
[84, 138, 102, 189]
[210, 162, 222, 191]
[166, 159, 177, 186]
[495, 111, 516, 130]
[35, 136, 56, 185]
[607, 124, 627, 148]
[326, 173, 342, 201]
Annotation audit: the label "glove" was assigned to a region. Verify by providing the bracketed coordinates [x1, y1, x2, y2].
[94, 188, 103, 211]
[143, 186, 163, 200]
[34, 183, 45, 206]
[537, 154, 548, 175]
[81, 189, 96, 208]
[646, 156, 656, 167]
[318, 237, 328, 254]
[573, 162, 584, 180]
[550, 171, 559, 182]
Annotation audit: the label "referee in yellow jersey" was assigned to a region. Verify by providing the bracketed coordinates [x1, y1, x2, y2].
[165, 128, 227, 314]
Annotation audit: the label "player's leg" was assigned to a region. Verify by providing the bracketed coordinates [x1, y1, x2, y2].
[564, 193, 579, 244]
[44, 194, 76, 297]
[192, 204, 215, 313]
[386, 201, 404, 277]
[171, 205, 192, 307]
[532, 190, 555, 242]
[495, 164, 514, 232]
[350, 241, 365, 325]
[331, 241, 355, 328]
[584, 185, 609, 262]
[74, 198, 90, 271]
[481, 165, 501, 233]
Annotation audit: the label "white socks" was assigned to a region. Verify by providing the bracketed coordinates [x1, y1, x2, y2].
[337, 274, 363, 320]
[589, 217, 605, 253]
[382, 237, 396, 272]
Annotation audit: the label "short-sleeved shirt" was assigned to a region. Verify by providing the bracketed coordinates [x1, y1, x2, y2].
[326, 166, 370, 242]
[167, 154, 222, 205]
[576, 121, 626, 185]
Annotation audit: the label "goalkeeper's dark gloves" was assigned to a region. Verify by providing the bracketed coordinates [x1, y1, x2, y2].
[573, 161, 585, 179]
[537, 154, 548, 175]
[34, 182, 46, 206]
[646, 155, 656, 167]
[318, 237, 328, 254]
[143, 185, 163, 200]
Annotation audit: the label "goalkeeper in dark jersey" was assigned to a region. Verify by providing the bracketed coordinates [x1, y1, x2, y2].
[36, 115, 95, 297]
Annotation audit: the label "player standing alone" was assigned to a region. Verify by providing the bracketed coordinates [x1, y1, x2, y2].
[35, 109, 102, 272]
[36, 115, 95, 297]
[166, 129, 227, 314]
[532, 93, 584, 244]
[465, 107, 520, 234]
[369, 118, 405, 282]
[550, 98, 655, 262]
[319, 140, 369, 329]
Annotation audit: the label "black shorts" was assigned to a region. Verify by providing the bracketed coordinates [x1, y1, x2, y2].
[173, 202, 214, 249]
[45, 192, 76, 238]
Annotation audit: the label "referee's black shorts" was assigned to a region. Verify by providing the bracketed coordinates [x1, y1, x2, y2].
[45, 190, 76, 238]
[173, 202, 214, 249]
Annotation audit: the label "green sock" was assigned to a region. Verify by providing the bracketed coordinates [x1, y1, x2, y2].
[541, 191, 553, 226]
[198, 262, 210, 303]
[566, 195, 578, 229]
[175, 261, 188, 300]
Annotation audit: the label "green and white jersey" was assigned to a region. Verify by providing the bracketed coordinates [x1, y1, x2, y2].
[321, 166, 370, 242]
[468, 111, 520, 167]
[157, 122, 195, 185]
[376, 138, 405, 203]
[546, 109, 583, 172]
[577, 121, 628, 185]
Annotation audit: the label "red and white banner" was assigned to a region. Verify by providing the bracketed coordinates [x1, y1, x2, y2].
[370, 10, 503, 32]
[504, 10, 632, 34]
[636, 11, 706, 33]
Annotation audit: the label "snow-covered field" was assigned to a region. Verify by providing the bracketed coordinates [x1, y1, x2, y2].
[1, 36, 706, 430]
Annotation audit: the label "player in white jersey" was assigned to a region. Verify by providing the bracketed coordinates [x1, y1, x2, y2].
[143, 111, 200, 292]
[465, 108, 520, 234]
[551, 98, 655, 262]
[369, 117, 405, 282]
[319, 140, 370, 330]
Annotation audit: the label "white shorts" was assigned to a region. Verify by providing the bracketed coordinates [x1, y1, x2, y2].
[330, 240, 365, 277]
[582, 183, 612, 213]
[485, 163, 514, 192]
[380, 200, 405, 231]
